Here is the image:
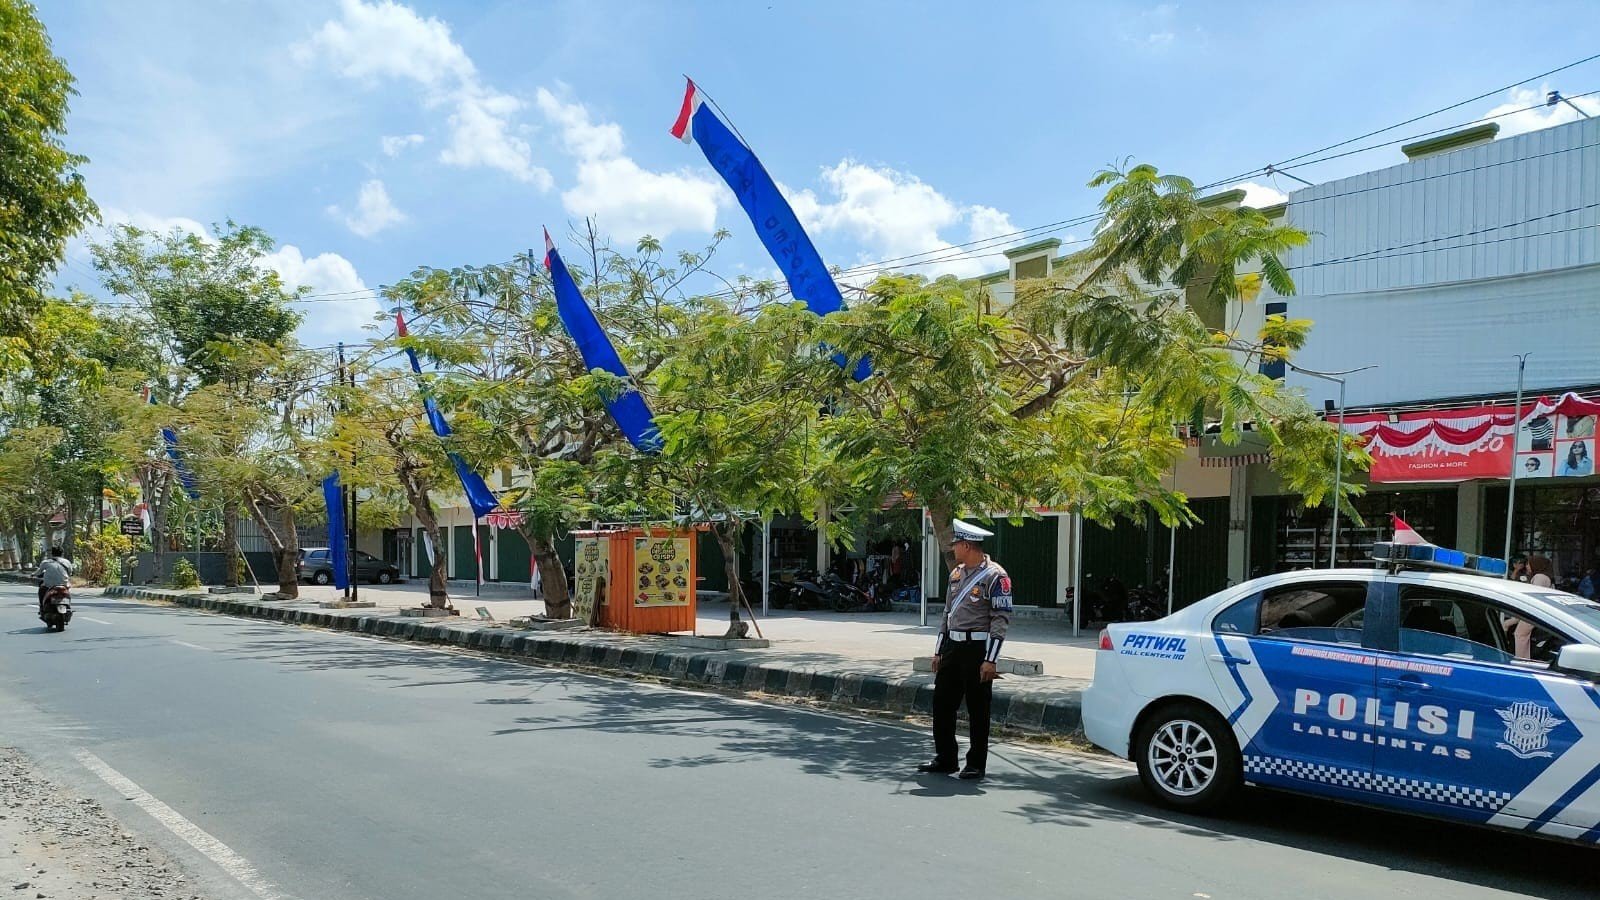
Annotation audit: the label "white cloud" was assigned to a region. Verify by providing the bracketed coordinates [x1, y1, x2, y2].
[535, 88, 724, 242]
[786, 160, 1016, 280]
[381, 133, 424, 156]
[1479, 84, 1600, 139]
[99, 206, 211, 240]
[328, 179, 407, 237]
[296, 0, 552, 188]
[261, 244, 383, 346]
[1231, 181, 1290, 209]
[1125, 4, 1181, 49]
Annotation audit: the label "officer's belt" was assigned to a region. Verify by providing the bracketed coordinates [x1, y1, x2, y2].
[945, 630, 990, 642]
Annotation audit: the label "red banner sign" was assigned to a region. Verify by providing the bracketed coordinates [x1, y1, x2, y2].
[1344, 392, 1600, 483]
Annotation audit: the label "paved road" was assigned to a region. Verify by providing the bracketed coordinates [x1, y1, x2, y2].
[0, 584, 1593, 900]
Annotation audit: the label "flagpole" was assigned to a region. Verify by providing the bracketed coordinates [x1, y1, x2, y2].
[1503, 354, 1529, 572]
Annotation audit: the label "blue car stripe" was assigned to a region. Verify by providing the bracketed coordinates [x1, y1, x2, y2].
[1526, 763, 1600, 830]
[1214, 634, 1252, 726]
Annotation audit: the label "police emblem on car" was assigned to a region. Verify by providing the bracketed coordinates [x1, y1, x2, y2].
[1494, 701, 1565, 760]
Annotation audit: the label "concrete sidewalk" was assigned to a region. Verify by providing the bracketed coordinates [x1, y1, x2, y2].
[267, 580, 1101, 680]
[100, 584, 1090, 738]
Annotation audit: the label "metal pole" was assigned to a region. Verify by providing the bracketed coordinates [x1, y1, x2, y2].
[761, 517, 771, 617]
[1167, 471, 1178, 617]
[1072, 512, 1084, 638]
[1503, 354, 1529, 571]
[918, 508, 929, 627]
[1329, 378, 1346, 569]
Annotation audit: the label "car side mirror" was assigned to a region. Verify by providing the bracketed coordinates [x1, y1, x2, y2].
[1557, 644, 1600, 678]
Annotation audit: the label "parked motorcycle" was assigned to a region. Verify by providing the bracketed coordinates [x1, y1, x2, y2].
[39, 585, 72, 632]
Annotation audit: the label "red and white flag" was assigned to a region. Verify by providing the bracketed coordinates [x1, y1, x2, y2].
[1392, 514, 1431, 546]
[472, 522, 485, 587]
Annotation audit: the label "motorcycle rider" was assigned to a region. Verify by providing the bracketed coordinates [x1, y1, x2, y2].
[33, 546, 73, 618]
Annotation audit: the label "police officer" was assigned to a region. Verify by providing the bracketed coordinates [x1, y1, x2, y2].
[918, 520, 1013, 780]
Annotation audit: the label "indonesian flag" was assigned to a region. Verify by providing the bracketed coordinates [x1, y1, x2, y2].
[1392, 514, 1431, 546]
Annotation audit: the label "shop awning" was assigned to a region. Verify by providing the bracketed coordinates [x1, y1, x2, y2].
[1198, 433, 1273, 468]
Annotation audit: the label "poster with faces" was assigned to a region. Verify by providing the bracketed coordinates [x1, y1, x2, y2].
[1556, 413, 1595, 478]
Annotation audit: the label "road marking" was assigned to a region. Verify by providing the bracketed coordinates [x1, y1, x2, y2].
[72, 750, 295, 900]
[80, 616, 113, 625]
[169, 639, 209, 651]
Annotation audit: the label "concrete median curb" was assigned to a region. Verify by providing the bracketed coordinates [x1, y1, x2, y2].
[100, 586, 1084, 737]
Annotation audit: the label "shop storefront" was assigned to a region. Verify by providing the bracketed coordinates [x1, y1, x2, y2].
[1484, 483, 1600, 590]
[1251, 488, 1457, 575]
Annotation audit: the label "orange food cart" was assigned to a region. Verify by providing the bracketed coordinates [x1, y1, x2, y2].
[570, 527, 698, 634]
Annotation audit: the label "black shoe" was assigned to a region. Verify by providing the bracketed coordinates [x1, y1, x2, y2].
[958, 767, 985, 781]
[917, 760, 959, 774]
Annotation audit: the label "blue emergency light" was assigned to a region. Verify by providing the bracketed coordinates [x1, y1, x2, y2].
[1370, 542, 1509, 577]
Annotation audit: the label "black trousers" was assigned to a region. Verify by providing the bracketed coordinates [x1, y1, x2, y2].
[932, 640, 992, 771]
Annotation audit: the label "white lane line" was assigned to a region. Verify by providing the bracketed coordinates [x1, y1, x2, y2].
[80, 616, 113, 625]
[169, 639, 209, 651]
[73, 750, 295, 900]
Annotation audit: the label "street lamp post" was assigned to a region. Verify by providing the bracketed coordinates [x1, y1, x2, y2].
[1503, 354, 1530, 571]
[1285, 363, 1377, 569]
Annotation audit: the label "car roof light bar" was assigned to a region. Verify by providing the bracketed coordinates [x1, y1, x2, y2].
[1371, 542, 1509, 577]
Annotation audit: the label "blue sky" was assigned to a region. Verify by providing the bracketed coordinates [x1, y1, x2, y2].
[40, 0, 1600, 348]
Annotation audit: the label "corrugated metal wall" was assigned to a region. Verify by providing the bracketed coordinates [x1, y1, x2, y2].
[1269, 116, 1600, 406]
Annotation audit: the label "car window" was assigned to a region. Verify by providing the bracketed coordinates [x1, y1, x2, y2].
[309, 550, 328, 561]
[1213, 580, 1367, 645]
[1398, 586, 1575, 668]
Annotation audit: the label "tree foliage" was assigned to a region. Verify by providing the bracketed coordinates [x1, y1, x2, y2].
[0, 0, 97, 346]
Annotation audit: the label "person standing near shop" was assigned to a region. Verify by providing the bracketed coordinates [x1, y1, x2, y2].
[918, 520, 1013, 781]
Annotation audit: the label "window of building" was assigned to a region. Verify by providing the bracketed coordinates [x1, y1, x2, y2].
[1262, 489, 1457, 573]
[1011, 255, 1049, 280]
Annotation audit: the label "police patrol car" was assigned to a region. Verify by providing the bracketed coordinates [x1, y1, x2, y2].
[1082, 542, 1600, 843]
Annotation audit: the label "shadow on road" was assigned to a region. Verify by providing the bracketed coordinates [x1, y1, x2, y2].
[111, 609, 1600, 898]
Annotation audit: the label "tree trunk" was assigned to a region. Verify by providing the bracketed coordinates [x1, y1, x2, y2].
[425, 529, 449, 608]
[714, 522, 750, 639]
[243, 491, 299, 599]
[62, 498, 77, 559]
[524, 530, 572, 619]
[927, 499, 958, 572]
[277, 505, 300, 599]
[222, 499, 239, 587]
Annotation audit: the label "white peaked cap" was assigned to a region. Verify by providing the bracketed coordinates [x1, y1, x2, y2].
[950, 519, 994, 543]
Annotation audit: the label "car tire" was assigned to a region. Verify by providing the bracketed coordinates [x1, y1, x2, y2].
[377, 571, 394, 585]
[313, 570, 332, 586]
[1133, 701, 1241, 814]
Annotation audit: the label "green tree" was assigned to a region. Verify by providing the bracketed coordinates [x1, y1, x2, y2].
[0, 0, 97, 346]
[383, 226, 734, 619]
[812, 164, 1361, 566]
[649, 296, 830, 637]
[91, 221, 304, 583]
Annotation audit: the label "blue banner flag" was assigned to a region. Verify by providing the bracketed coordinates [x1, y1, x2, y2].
[394, 308, 499, 512]
[672, 78, 871, 381]
[321, 472, 349, 591]
[449, 452, 500, 520]
[543, 230, 664, 454]
[161, 427, 200, 500]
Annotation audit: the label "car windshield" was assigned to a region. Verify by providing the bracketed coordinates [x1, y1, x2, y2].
[1528, 589, 1600, 635]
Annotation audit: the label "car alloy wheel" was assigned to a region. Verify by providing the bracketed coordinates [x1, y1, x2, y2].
[1146, 719, 1218, 797]
[378, 571, 394, 584]
[313, 571, 331, 585]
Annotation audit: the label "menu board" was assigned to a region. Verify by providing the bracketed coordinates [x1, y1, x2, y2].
[571, 537, 609, 621]
[633, 536, 691, 607]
